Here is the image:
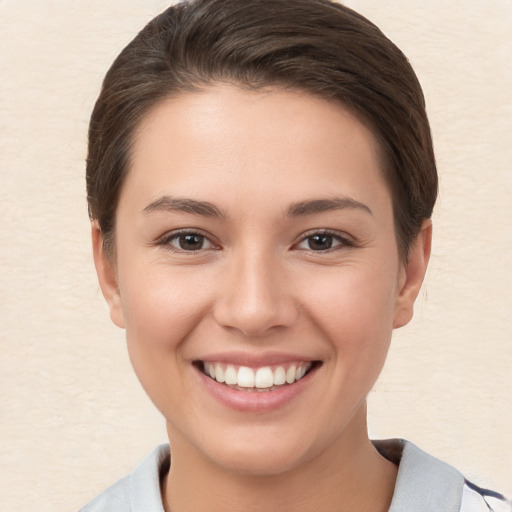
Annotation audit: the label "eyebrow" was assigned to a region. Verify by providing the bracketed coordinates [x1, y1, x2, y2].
[286, 197, 373, 217]
[142, 195, 372, 218]
[142, 196, 227, 218]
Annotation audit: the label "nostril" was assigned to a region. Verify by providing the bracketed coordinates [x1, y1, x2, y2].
[213, 301, 300, 337]
[211, 264, 300, 336]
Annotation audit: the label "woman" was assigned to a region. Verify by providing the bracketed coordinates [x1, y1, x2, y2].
[81, 0, 510, 510]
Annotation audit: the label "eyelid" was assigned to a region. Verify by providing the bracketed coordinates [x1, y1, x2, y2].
[156, 228, 220, 252]
[155, 228, 353, 253]
[293, 229, 354, 251]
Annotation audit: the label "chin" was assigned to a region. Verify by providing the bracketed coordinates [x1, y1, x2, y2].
[210, 441, 308, 477]
[170, 421, 316, 478]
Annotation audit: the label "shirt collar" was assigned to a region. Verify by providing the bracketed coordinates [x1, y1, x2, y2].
[374, 439, 464, 512]
[129, 439, 465, 512]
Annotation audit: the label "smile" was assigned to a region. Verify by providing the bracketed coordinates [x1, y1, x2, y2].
[200, 362, 313, 391]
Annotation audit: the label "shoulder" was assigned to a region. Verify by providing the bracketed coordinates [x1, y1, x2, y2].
[79, 444, 170, 512]
[374, 439, 511, 512]
[461, 480, 512, 512]
[79, 474, 132, 512]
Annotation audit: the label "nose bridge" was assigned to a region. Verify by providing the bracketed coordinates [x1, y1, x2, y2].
[214, 242, 298, 336]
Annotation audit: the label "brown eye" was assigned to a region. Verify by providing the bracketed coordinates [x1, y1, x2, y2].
[178, 234, 205, 250]
[307, 234, 334, 251]
[296, 231, 351, 252]
[163, 231, 214, 252]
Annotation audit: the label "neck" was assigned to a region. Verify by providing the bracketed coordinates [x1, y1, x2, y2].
[162, 407, 397, 512]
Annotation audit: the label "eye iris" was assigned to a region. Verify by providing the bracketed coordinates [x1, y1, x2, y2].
[179, 234, 204, 250]
[308, 234, 333, 250]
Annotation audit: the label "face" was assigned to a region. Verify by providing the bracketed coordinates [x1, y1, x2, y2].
[93, 85, 430, 477]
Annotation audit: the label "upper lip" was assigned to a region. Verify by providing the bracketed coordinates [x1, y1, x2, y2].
[195, 351, 319, 367]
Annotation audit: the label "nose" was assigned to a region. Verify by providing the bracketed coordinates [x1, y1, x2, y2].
[212, 249, 300, 337]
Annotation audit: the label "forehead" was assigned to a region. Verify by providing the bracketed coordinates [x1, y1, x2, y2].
[124, 84, 391, 214]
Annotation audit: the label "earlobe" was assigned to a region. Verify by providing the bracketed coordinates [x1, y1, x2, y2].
[91, 222, 125, 329]
[393, 219, 432, 329]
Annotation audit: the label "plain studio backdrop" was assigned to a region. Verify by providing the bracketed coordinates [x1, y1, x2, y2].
[1, 1, 511, 510]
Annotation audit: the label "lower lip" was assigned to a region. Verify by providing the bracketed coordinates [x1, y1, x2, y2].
[195, 366, 317, 412]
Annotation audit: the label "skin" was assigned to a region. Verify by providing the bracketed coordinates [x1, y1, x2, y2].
[93, 84, 431, 512]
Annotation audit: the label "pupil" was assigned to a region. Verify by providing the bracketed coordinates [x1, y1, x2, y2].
[309, 234, 333, 250]
[179, 234, 203, 250]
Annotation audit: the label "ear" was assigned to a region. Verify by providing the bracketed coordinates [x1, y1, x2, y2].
[393, 219, 432, 328]
[91, 222, 125, 328]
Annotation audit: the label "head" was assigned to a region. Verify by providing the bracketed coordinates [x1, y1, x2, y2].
[87, 0, 437, 262]
[87, 0, 436, 479]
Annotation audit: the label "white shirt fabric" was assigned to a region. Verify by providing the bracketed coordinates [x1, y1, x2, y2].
[79, 439, 510, 512]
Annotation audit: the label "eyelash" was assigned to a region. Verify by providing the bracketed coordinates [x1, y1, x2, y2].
[294, 229, 354, 252]
[157, 228, 353, 254]
[157, 229, 218, 253]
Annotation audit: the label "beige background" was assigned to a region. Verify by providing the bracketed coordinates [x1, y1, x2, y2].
[1, 1, 511, 510]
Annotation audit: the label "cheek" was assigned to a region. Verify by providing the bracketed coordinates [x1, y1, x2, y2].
[298, 261, 398, 368]
[305, 262, 397, 326]
[117, 264, 216, 418]
[117, 263, 215, 389]
[120, 261, 212, 340]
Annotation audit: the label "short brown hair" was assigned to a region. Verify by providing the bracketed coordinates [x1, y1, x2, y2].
[87, 0, 437, 259]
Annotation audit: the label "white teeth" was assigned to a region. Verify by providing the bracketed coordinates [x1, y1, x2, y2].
[255, 367, 274, 388]
[203, 362, 313, 389]
[214, 363, 225, 383]
[285, 365, 296, 384]
[237, 366, 255, 387]
[224, 365, 237, 385]
[273, 366, 286, 386]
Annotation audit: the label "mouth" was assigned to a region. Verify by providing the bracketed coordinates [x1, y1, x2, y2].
[195, 360, 321, 392]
